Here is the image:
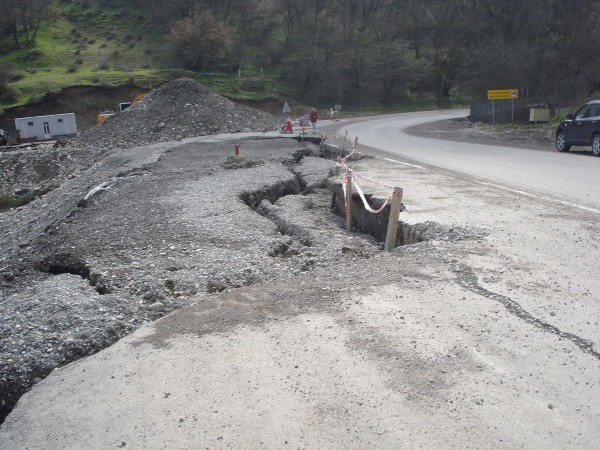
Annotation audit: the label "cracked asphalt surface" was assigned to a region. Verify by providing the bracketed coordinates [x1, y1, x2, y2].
[2, 115, 600, 448]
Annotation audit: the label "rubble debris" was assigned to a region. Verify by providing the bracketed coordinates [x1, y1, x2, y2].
[72, 78, 279, 149]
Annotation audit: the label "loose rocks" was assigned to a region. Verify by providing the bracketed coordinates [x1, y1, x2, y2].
[72, 78, 279, 149]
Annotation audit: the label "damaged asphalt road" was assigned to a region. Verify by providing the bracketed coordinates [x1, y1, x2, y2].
[2, 126, 600, 448]
[0, 136, 349, 422]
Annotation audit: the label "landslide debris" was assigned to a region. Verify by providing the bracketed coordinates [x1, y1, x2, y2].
[71, 78, 279, 149]
[0, 138, 337, 424]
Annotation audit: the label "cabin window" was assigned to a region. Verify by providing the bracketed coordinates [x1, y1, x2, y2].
[28, 122, 33, 126]
[43, 123, 50, 134]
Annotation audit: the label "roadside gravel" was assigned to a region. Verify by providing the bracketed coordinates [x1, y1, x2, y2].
[405, 117, 555, 151]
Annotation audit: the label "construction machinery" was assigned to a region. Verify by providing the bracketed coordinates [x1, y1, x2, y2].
[97, 93, 147, 123]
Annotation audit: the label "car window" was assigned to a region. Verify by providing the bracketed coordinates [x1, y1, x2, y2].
[575, 105, 591, 119]
[589, 104, 600, 118]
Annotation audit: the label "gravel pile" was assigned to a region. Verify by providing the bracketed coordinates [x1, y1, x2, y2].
[72, 78, 279, 149]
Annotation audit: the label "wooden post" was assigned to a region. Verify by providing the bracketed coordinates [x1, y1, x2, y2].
[384, 187, 403, 252]
[340, 131, 348, 157]
[352, 137, 358, 160]
[345, 172, 353, 233]
[330, 158, 341, 209]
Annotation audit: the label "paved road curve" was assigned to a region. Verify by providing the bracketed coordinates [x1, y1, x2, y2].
[338, 110, 600, 213]
[3, 116, 600, 449]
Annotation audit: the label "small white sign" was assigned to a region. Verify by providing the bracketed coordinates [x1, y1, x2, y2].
[282, 101, 291, 114]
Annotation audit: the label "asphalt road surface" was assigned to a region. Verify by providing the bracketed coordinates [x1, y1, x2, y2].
[3, 114, 600, 449]
[337, 110, 600, 214]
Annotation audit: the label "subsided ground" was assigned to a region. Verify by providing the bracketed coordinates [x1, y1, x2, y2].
[2, 120, 600, 448]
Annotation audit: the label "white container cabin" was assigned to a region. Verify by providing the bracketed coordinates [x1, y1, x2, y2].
[15, 113, 77, 141]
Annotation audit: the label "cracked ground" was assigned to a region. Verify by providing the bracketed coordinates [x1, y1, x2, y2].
[2, 133, 600, 448]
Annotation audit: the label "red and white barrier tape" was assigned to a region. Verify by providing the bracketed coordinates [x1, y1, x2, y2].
[353, 177, 394, 214]
[336, 137, 402, 213]
[342, 174, 396, 215]
[353, 171, 396, 190]
[340, 143, 358, 164]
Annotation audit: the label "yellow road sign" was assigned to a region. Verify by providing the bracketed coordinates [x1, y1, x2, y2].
[488, 89, 519, 100]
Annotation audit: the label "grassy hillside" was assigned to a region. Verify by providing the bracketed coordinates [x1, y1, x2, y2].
[2, 1, 151, 107]
[0, 0, 282, 118]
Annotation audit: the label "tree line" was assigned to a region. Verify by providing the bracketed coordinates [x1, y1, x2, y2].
[146, 0, 599, 105]
[1, 0, 599, 106]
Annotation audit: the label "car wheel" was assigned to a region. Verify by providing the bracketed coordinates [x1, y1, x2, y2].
[556, 131, 570, 152]
[593, 134, 600, 156]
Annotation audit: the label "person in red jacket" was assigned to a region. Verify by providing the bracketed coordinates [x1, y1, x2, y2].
[309, 108, 318, 134]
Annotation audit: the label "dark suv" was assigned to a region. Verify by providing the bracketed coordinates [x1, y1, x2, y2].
[555, 100, 600, 156]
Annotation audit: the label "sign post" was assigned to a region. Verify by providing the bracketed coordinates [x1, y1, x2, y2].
[487, 89, 519, 124]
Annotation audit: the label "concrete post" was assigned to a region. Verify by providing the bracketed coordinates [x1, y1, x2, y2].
[384, 187, 403, 252]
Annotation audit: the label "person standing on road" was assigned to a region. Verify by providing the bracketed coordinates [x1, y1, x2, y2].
[309, 108, 318, 134]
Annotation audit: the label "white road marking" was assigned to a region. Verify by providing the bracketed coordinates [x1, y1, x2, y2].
[478, 182, 600, 215]
[379, 157, 424, 169]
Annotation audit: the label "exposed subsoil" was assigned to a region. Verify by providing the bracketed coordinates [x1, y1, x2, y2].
[0, 85, 148, 133]
[405, 117, 555, 151]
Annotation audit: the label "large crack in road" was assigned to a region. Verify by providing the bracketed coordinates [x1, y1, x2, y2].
[453, 264, 600, 360]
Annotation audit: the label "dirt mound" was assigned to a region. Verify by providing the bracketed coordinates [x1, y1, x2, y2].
[72, 78, 279, 148]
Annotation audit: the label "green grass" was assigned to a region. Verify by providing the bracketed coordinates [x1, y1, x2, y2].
[0, 0, 178, 112]
[3, 0, 275, 105]
[1, 0, 466, 118]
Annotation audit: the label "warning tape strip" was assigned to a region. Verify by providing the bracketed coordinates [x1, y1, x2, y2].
[336, 139, 395, 189]
[334, 137, 402, 215]
[342, 174, 395, 215]
[353, 171, 396, 190]
[352, 177, 393, 214]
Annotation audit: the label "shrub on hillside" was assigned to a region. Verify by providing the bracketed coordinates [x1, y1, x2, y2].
[165, 12, 229, 71]
[96, 59, 110, 70]
[0, 80, 17, 103]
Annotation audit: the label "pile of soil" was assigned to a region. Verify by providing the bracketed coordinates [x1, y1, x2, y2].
[72, 78, 279, 148]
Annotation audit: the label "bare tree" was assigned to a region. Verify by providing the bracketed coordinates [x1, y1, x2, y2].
[0, 0, 51, 48]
